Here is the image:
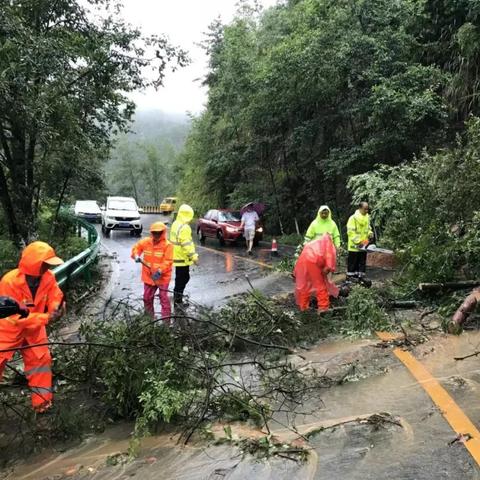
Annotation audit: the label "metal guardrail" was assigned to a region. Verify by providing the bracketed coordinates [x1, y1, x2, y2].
[53, 217, 100, 287]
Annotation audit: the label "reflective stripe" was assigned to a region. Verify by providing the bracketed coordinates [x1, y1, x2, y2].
[187, 253, 196, 258]
[31, 386, 53, 394]
[175, 224, 186, 239]
[24, 366, 51, 376]
[171, 240, 193, 247]
[174, 259, 186, 264]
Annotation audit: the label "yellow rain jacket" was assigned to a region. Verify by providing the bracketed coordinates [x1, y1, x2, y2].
[347, 210, 373, 252]
[169, 204, 199, 267]
[304, 205, 341, 248]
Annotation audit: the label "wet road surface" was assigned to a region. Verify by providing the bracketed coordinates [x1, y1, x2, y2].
[100, 213, 294, 310]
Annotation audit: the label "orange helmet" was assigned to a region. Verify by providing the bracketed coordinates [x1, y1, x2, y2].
[150, 222, 167, 233]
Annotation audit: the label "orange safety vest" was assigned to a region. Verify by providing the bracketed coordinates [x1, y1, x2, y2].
[131, 236, 173, 286]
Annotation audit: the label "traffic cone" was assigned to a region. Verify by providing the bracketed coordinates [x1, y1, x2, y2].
[271, 238, 279, 256]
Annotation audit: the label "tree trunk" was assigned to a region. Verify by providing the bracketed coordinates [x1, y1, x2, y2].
[419, 281, 480, 292]
[265, 150, 284, 235]
[0, 165, 20, 243]
[51, 171, 71, 236]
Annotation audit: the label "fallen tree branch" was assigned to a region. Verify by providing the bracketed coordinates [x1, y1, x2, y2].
[419, 281, 480, 292]
[454, 351, 480, 361]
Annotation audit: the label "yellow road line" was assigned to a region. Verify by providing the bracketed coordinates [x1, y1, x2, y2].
[376, 331, 480, 465]
[197, 244, 274, 270]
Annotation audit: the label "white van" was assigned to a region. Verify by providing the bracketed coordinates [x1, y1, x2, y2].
[101, 196, 143, 237]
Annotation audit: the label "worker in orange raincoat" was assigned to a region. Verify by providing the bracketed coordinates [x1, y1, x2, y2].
[294, 234, 338, 312]
[131, 222, 173, 322]
[0, 241, 65, 412]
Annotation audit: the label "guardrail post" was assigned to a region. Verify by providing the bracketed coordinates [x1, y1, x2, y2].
[83, 265, 92, 283]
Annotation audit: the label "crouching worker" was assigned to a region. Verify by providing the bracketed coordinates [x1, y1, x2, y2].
[294, 234, 338, 312]
[0, 241, 65, 413]
[132, 222, 173, 323]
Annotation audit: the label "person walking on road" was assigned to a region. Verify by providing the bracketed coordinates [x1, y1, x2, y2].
[294, 234, 338, 312]
[346, 201, 373, 281]
[304, 205, 341, 249]
[132, 222, 173, 322]
[169, 204, 199, 306]
[240, 203, 260, 255]
[0, 241, 65, 412]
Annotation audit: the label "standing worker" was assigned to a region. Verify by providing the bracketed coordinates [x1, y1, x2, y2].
[346, 201, 373, 281]
[169, 204, 199, 306]
[240, 203, 260, 255]
[294, 234, 338, 312]
[0, 241, 64, 412]
[131, 222, 173, 322]
[304, 205, 341, 249]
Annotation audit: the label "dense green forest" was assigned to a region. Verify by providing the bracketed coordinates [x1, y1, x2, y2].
[105, 111, 190, 205]
[177, 0, 478, 231]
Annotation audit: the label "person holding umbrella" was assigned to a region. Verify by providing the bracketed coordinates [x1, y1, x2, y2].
[240, 203, 260, 255]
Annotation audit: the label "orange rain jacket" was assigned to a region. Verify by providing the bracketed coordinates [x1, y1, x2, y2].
[0, 241, 64, 410]
[131, 232, 174, 286]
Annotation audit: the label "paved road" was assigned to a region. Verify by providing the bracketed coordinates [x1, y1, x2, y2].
[98, 213, 294, 310]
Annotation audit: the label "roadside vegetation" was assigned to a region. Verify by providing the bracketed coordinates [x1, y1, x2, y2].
[0, 288, 400, 467]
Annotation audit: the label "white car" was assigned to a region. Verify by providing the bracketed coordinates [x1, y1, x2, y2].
[101, 196, 143, 237]
[74, 200, 102, 223]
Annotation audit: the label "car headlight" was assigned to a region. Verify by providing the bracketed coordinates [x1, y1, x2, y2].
[226, 227, 238, 233]
[106, 216, 116, 222]
[256, 227, 263, 233]
[132, 216, 141, 221]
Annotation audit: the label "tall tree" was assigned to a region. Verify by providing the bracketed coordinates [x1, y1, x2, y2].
[0, 0, 188, 244]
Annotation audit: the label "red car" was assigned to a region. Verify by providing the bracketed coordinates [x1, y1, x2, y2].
[197, 209, 263, 246]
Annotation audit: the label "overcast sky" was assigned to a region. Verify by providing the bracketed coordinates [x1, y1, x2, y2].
[119, 0, 278, 115]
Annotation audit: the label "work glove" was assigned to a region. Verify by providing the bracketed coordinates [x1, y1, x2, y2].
[134, 255, 141, 263]
[357, 240, 369, 249]
[151, 270, 162, 281]
[48, 303, 66, 323]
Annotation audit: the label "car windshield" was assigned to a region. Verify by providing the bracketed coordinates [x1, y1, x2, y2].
[108, 200, 137, 211]
[76, 201, 98, 209]
[219, 211, 241, 222]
